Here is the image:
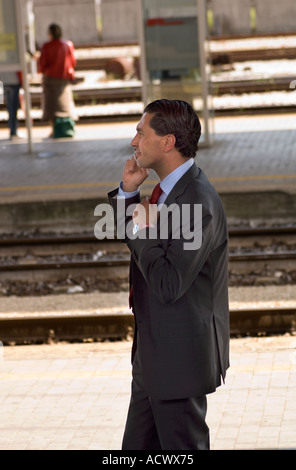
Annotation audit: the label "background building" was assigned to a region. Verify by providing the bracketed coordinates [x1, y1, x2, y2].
[31, 0, 296, 47]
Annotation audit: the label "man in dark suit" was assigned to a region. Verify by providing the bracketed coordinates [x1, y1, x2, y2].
[108, 99, 229, 450]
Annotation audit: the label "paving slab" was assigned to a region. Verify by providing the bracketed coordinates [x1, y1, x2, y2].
[0, 334, 295, 450]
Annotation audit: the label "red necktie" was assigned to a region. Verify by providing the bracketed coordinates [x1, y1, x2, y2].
[129, 183, 162, 309]
[149, 182, 163, 204]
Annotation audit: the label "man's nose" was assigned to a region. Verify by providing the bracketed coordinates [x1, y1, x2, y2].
[131, 134, 138, 147]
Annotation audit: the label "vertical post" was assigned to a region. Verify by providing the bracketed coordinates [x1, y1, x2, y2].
[26, 0, 37, 75]
[197, 0, 210, 146]
[0, 80, 3, 105]
[15, 0, 33, 154]
[136, 0, 147, 107]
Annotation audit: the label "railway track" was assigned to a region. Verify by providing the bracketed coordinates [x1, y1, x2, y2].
[0, 225, 295, 282]
[1, 245, 296, 275]
[23, 76, 294, 110]
[75, 45, 296, 70]
[0, 225, 295, 343]
[1, 40, 295, 116]
[73, 41, 296, 69]
[210, 46, 296, 64]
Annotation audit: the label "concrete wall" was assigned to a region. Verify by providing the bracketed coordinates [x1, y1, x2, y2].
[100, 0, 296, 43]
[32, 0, 296, 47]
[210, 0, 296, 36]
[100, 0, 138, 43]
[255, 0, 296, 34]
[33, 0, 99, 47]
[210, 0, 251, 36]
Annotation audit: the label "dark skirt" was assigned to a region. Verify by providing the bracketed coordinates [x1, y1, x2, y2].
[42, 75, 77, 122]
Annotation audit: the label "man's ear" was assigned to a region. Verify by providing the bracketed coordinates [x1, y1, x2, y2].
[163, 134, 176, 152]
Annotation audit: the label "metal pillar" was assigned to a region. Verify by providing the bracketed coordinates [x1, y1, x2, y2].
[136, 0, 213, 147]
[0, 0, 33, 153]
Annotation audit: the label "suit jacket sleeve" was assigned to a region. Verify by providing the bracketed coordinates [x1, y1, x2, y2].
[127, 205, 216, 305]
[108, 187, 141, 243]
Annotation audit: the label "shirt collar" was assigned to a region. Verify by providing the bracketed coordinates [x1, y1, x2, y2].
[160, 158, 194, 198]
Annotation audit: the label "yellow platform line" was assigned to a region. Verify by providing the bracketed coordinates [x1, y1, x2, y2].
[0, 182, 120, 193]
[0, 174, 296, 193]
[211, 174, 296, 182]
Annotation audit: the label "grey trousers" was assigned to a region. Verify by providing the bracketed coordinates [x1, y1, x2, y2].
[122, 348, 210, 450]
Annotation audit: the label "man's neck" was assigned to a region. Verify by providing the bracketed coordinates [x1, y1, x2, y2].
[156, 157, 191, 180]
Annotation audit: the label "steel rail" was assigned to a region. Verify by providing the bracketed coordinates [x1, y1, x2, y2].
[0, 250, 296, 273]
[23, 76, 295, 109]
[0, 225, 295, 247]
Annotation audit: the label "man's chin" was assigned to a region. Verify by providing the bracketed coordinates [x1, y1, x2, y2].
[135, 158, 145, 168]
[135, 156, 151, 171]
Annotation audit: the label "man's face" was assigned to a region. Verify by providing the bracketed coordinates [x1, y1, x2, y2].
[131, 113, 165, 170]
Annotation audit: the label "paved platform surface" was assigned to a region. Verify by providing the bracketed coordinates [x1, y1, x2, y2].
[0, 334, 296, 450]
[0, 113, 296, 205]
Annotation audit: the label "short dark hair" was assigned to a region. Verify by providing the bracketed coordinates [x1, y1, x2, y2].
[144, 99, 201, 159]
[48, 23, 62, 40]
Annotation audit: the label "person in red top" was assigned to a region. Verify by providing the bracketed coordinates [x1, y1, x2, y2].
[38, 23, 77, 137]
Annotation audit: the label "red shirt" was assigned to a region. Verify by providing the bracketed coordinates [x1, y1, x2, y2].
[38, 39, 76, 81]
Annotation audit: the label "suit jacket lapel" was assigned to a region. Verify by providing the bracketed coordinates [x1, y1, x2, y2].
[160, 163, 200, 208]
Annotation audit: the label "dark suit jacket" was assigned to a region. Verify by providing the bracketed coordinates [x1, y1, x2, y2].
[108, 164, 229, 400]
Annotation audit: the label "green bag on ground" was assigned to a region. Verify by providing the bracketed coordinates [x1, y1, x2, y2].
[54, 117, 75, 138]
